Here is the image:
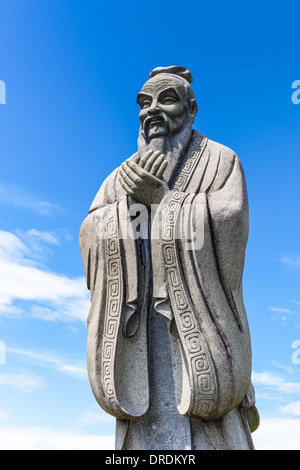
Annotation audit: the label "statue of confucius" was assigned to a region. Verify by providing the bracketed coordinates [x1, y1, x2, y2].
[80, 66, 259, 450]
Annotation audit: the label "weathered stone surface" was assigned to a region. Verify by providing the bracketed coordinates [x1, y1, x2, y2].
[79, 66, 259, 450]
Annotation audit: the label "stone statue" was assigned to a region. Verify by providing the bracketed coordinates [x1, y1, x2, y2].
[79, 66, 259, 450]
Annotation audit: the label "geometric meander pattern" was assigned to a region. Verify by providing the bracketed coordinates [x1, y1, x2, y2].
[102, 204, 127, 418]
[162, 191, 218, 419]
[172, 132, 207, 192]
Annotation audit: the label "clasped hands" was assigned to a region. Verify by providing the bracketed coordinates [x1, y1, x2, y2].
[119, 150, 169, 207]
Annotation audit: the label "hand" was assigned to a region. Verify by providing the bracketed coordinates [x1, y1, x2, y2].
[119, 150, 169, 207]
[138, 149, 167, 178]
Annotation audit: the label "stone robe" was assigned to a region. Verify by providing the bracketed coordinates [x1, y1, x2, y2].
[79, 130, 258, 450]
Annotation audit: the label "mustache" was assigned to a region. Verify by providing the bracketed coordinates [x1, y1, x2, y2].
[142, 113, 169, 137]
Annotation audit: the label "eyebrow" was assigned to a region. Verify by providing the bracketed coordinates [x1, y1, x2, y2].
[157, 87, 180, 101]
[136, 87, 180, 105]
[136, 92, 152, 105]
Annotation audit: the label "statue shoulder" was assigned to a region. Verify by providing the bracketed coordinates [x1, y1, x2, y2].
[89, 152, 140, 213]
[89, 167, 121, 213]
[205, 136, 239, 162]
[196, 135, 244, 192]
[206, 136, 244, 175]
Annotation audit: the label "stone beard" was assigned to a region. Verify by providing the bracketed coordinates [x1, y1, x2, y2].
[136, 75, 196, 184]
[79, 66, 259, 450]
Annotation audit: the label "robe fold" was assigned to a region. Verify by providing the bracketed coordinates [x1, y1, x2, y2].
[79, 130, 258, 447]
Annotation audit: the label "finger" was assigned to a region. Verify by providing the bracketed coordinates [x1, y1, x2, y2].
[149, 154, 166, 175]
[119, 174, 134, 195]
[143, 151, 162, 172]
[139, 149, 155, 169]
[119, 169, 138, 191]
[156, 160, 168, 179]
[122, 162, 143, 184]
[125, 160, 149, 180]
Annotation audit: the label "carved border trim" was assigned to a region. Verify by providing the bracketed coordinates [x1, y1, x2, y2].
[102, 204, 126, 418]
[171, 132, 207, 192]
[162, 192, 218, 419]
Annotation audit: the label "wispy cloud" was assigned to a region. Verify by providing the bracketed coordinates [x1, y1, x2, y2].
[7, 347, 87, 379]
[279, 400, 300, 416]
[14, 228, 61, 263]
[19, 229, 61, 246]
[71, 405, 114, 433]
[0, 417, 298, 450]
[271, 360, 294, 374]
[269, 305, 299, 323]
[0, 411, 9, 421]
[253, 418, 300, 450]
[277, 254, 300, 268]
[0, 370, 43, 393]
[0, 426, 114, 450]
[252, 371, 300, 394]
[268, 301, 300, 329]
[0, 230, 90, 322]
[269, 307, 296, 315]
[0, 184, 64, 216]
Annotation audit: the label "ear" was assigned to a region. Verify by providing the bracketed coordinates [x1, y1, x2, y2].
[189, 98, 198, 117]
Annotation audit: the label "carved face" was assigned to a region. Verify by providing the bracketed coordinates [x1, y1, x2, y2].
[137, 76, 187, 141]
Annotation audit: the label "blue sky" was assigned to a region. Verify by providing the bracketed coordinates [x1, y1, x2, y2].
[0, 0, 300, 449]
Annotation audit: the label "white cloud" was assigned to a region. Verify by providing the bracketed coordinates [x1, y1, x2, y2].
[7, 347, 87, 379]
[0, 420, 298, 450]
[15, 228, 73, 258]
[0, 426, 114, 450]
[0, 184, 64, 216]
[279, 401, 300, 416]
[271, 360, 294, 374]
[251, 369, 300, 449]
[0, 230, 90, 322]
[278, 254, 300, 268]
[269, 306, 297, 322]
[0, 411, 9, 420]
[253, 418, 300, 450]
[0, 370, 43, 393]
[24, 228, 60, 246]
[269, 306, 296, 315]
[0, 230, 30, 262]
[15, 229, 61, 259]
[72, 406, 115, 431]
[252, 371, 300, 394]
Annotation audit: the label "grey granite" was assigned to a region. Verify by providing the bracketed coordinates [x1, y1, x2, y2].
[79, 66, 259, 450]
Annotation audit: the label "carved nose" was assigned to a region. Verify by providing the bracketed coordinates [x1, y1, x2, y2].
[148, 106, 160, 115]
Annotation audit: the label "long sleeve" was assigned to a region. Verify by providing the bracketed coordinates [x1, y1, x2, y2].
[79, 174, 150, 419]
[151, 143, 252, 421]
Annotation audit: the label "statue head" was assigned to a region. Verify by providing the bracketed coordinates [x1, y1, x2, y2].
[137, 66, 198, 145]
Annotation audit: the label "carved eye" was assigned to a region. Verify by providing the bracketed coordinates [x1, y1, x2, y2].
[162, 96, 176, 105]
[140, 100, 151, 109]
